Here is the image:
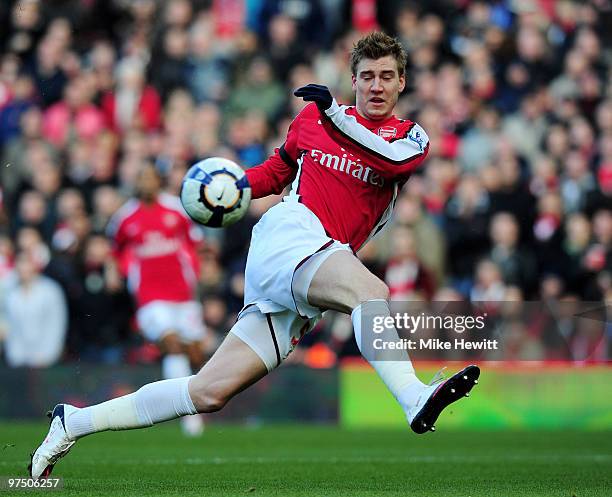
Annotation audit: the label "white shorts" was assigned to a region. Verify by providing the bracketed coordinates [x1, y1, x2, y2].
[237, 200, 351, 369]
[136, 300, 205, 343]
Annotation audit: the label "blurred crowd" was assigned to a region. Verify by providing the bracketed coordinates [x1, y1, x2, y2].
[1, 0, 611, 367]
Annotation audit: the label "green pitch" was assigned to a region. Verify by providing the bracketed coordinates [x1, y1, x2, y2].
[0, 423, 610, 497]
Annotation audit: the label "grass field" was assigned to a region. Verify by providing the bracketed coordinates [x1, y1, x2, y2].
[0, 422, 610, 497]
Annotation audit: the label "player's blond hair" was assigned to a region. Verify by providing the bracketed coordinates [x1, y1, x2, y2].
[350, 32, 407, 77]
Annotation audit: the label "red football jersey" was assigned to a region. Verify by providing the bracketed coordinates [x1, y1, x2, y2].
[246, 102, 429, 251]
[107, 193, 202, 307]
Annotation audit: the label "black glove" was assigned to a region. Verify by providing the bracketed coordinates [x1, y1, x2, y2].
[293, 84, 333, 112]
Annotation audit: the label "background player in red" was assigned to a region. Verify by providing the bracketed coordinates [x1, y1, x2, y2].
[106, 163, 206, 436]
[31, 33, 478, 478]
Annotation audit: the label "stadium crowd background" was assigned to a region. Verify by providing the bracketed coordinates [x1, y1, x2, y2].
[0, 0, 611, 367]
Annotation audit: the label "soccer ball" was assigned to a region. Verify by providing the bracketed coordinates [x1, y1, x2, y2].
[180, 157, 251, 227]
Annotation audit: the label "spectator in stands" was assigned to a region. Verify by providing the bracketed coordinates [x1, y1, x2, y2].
[3, 251, 67, 367]
[14, 190, 55, 241]
[443, 175, 490, 290]
[501, 90, 548, 165]
[470, 259, 506, 303]
[561, 148, 597, 212]
[42, 75, 106, 148]
[3, 0, 45, 60]
[388, 194, 445, 286]
[224, 56, 285, 122]
[91, 186, 124, 232]
[533, 192, 566, 277]
[458, 106, 500, 172]
[25, 33, 67, 108]
[486, 150, 536, 241]
[150, 27, 190, 100]
[385, 226, 435, 301]
[72, 233, 133, 363]
[0, 73, 36, 146]
[88, 40, 116, 94]
[528, 155, 559, 198]
[14, 226, 49, 270]
[226, 113, 267, 167]
[102, 56, 161, 133]
[266, 14, 306, 82]
[254, 0, 327, 50]
[488, 212, 537, 294]
[187, 19, 229, 103]
[1, 106, 56, 208]
[563, 212, 592, 295]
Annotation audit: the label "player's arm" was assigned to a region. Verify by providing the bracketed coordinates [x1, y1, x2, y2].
[294, 84, 429, 177]
[245, 146, 297, 199]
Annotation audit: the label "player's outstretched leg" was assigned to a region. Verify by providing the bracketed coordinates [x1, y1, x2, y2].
[29, 323, 268, 479]
[308, 250, 479, 434]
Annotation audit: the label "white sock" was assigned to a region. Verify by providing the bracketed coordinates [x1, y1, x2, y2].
[351, 300, 424, 411]
[162, 354, 192, 379]
[65, 376, 197, 439]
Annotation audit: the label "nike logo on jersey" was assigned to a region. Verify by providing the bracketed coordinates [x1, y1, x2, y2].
[310, 149, 384, 187]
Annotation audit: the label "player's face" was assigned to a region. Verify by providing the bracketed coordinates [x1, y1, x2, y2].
[352, 55, 405, 121]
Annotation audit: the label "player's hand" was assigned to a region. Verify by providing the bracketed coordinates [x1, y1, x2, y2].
[293, 84, 333, 112]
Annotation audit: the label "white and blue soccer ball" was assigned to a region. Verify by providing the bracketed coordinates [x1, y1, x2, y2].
[180, 157, 251, 227]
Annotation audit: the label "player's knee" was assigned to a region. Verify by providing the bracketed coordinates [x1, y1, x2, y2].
[356, 278, 389, 304]
[336, 277, 389, 312]
[373, 280, 391, 301]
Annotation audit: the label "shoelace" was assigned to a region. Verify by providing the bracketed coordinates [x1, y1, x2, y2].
[428, 366, 447, 386]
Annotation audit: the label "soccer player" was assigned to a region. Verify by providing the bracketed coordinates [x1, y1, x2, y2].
[30, 32, 479, 479]
[105, 163, 206, 436]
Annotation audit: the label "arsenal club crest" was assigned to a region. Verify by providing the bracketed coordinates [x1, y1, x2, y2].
[378, 126, 397, 139]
